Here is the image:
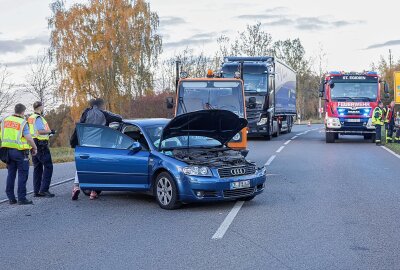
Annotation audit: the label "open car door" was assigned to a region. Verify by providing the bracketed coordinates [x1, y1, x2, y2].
[75, 124, 150, 190]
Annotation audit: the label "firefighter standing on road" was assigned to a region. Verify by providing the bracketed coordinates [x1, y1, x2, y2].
[384, 101, 395, 143]
[28, 101, 56, 198]
[372, 101, 384, 146]
[0, 104, 37, 205]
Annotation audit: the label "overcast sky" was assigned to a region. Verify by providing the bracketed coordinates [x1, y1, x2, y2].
[0, 0, 399, 84]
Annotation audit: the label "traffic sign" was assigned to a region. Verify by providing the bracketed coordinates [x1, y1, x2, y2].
[394, 71, 400, 104]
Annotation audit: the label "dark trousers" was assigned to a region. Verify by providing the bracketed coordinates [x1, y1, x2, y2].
[396, 128, 400, 143]
[375, 125, 382, 143]
[386, 123, 394, 142]
[6, 149, 29, 201]
[32, 144, 53, 194]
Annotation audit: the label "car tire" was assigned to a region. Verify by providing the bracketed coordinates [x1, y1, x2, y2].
[81, 189, 102, 196]
[155, 172, 181, 210]
[242, 195, 256, 201]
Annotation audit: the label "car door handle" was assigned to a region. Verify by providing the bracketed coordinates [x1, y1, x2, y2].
[79, 154, 90, 159]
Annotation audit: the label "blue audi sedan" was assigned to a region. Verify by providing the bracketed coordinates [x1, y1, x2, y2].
[75, 110, 267, 209]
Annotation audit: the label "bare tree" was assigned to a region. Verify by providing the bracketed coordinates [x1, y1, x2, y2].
[25, 53, 56, 110]
[0, 66, 17, 116]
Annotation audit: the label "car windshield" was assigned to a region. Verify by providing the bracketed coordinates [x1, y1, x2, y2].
[224, 73, 267, 93]
[330, 82, 378, 101]
[177, 81, 244, 117]
[144, 125, 222, 149]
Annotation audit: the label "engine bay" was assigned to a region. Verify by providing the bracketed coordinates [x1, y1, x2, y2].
[171, 148, 254, 167]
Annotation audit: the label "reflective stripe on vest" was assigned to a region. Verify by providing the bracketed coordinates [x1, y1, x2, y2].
[372, 107, 383, 126]
[28, 113, 50, 141]
[0, 116, 31, 150]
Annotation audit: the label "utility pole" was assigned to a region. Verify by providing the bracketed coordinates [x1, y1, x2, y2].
[389, 49, 393, 70]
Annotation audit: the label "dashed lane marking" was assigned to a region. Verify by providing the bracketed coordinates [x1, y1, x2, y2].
[291, 136, 298, 140]
[0, 177, 74, 204]
[212, 200, 245, 240]
[265, 155, 276, 166]
[284, 140, 291, 145]
[276, 146, 285, 153]
[381, 146, 400, 159]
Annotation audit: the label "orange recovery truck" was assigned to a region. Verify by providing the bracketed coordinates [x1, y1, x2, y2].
[166, 61, 248, 150]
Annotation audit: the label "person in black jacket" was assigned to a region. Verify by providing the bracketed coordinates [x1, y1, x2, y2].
[71, 98, 123, 200]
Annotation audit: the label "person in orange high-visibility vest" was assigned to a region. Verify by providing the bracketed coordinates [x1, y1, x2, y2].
[0, 104, 37, 205]
[28, 101, 56, 198]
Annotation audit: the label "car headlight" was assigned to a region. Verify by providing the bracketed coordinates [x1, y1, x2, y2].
[232, 132, 241, 141]
[257, 117, 268, 126]
[326, 117, 341, 129]
[182, 166, 212, 176]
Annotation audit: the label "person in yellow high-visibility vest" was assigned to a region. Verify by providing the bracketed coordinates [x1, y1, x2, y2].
[0, 104, 37, 205]
[372, 101, 384, 146]
[28, 101, 56, 198]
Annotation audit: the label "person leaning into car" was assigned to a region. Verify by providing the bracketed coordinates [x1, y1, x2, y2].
[71, 98, 123, 200]
[28, 101, 56, 198]
[0, 104, 37, 205]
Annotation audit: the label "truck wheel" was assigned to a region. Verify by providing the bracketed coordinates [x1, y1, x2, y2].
[370, 134, 376, 143]
[364, 134, 371, 140]
[326, 132, 335, 143]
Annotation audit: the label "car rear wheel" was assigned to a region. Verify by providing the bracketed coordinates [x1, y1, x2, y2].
[155, 172, 181, 210]
[81, 189, 102, 196]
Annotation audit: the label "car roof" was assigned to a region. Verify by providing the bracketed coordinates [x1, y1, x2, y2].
[123, 118, 170, 127]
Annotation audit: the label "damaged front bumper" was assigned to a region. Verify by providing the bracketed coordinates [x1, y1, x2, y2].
[178, 168, 267, 202]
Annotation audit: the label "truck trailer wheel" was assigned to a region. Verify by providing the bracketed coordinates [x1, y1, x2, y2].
[326, 132, 335, 143]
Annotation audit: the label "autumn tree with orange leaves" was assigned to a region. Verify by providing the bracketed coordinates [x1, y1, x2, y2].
[48, 0, 162, 117]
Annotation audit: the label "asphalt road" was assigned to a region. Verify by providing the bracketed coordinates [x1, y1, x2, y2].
[0, 124, 399, 270]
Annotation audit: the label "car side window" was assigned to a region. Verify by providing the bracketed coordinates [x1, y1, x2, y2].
[77, 124, 134, 150]
[123, 124, 150, 151]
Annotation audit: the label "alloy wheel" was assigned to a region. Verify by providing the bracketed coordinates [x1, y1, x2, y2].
[157, 177, 173, 206]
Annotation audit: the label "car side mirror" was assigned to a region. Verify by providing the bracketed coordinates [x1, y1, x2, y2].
[166, 97, 174, 109]
[384, 82, 389, 94]
[128, 142, 142, 153]
[329, 82, 335, 89]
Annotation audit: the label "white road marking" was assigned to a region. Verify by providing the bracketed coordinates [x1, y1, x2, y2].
[265, 155, 276, 166]
[276, 146, 285, 153]
[0, 177, 74, 204]
[381, 146, 400, 159]
[284, 140, 291, 145]
[291, 136, 298, 140]
[296, 133, 303, 136]
[212, 200, 245, 240]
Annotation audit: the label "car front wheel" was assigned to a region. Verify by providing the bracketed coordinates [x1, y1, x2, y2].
[155, 172, 181, 210]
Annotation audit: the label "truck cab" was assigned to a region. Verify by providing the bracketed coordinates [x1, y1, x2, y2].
[221, 57, 296, 139]
[319, 71, 390, 143]
[167, 65, 247, 150]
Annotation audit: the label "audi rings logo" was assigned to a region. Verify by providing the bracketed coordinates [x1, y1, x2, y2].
[231, 168, 246, 176]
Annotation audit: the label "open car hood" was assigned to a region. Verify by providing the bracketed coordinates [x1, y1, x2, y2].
[160, 110, 247, 148]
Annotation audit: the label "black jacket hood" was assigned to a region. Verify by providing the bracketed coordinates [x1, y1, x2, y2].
[160, 110, 247, 148]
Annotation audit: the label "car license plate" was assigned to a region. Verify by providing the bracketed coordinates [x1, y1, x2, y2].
[231, 180, 250, 190]
[346, 119, 360, 122]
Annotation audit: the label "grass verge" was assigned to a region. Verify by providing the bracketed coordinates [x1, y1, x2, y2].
[384, 142, 400, 155]
[0, 147, 74, 169]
